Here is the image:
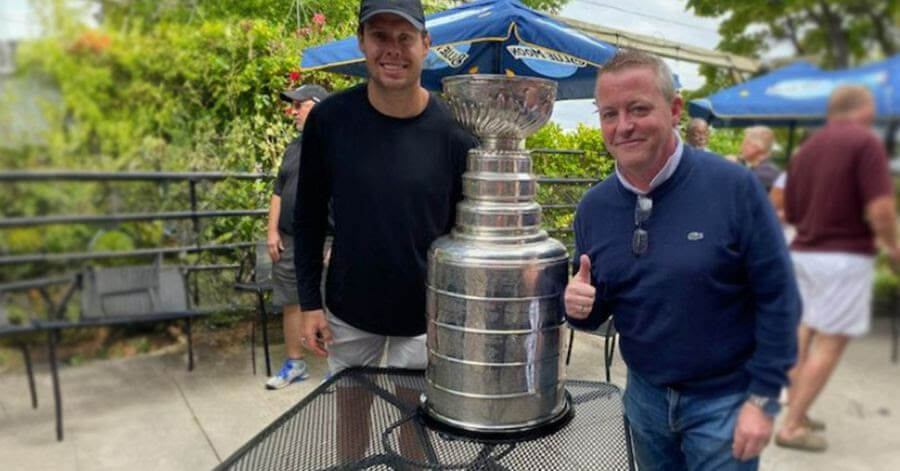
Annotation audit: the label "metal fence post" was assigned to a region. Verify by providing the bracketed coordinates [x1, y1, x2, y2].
[188, 179, 202, 307]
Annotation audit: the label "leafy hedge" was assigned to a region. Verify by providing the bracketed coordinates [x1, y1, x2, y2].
[0, 5, 358, 278]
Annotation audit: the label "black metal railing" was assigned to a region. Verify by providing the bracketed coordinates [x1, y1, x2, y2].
[1, 159, 599, 265]
[0, 170, 270, 182]
[0, 171, 273, 267]
[0, 210, 268, 229]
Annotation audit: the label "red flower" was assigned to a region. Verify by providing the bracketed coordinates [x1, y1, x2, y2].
[69, 30, 111, 54]
[289, 70, 301, 82]
[312, 13, 326, 25]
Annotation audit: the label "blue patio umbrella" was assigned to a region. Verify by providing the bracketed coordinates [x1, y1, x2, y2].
[300, 0, 618, 100]
[689, 54, 900, 127]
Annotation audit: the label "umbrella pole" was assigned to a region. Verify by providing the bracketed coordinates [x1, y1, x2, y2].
[885, 120, 898, 159]
[785, 122, 797, 160]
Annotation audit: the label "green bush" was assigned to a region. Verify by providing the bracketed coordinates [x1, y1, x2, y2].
[528, 123, 614, 179]
[0, 3, 358, 282]
[873, 261, 899, 316]
[706, 127, 744, 158]
[525, 123, 614, 248]
[4, 303, 29, 325]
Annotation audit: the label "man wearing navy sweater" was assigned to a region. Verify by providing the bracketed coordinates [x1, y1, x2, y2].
[565, 50, 800, 470]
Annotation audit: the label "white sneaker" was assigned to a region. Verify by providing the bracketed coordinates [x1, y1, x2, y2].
[265, 359, 309, 390]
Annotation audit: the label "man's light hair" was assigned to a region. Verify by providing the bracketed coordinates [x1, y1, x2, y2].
[597, 49, 675, 102]
[827, 85, 874, 118]
[744, 125, 775, 153]
[688, 118, 709, 132]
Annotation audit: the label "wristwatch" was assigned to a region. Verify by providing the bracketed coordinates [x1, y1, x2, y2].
[746, 393, 781, 417]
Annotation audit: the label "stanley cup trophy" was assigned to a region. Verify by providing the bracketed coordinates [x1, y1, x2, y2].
[421, 75, 571, 436]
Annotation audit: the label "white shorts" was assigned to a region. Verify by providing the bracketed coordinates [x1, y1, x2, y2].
[326, 312, 427, 375]
[791, 251, 874, 337]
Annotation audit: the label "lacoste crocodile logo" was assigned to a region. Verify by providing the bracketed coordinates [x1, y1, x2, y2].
[687, 232, 704, 241]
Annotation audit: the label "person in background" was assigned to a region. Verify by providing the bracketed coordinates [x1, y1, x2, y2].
[264, 83, 329, 390]
[565, 49, 800, 471]
[777, 85, 897, 452]
[739, 126, 780, 191]
[769, 172, 787, 222]
[768, 172, 798, 243]
[770, 129, 815, 239]
[686, 117, 710, 150]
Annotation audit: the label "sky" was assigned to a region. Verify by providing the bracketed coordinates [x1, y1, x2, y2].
[0, 0, 99, 39]
[0, 0, 40, 40]
[552, 0, 724, 129]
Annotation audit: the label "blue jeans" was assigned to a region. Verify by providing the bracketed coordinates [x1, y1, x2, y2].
[624, 370, 758, 471]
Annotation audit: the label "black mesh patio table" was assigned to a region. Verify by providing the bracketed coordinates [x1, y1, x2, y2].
[217, 367, 634, 470]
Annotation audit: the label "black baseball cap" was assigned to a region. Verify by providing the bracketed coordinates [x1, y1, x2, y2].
[280, 84, 329, 104]
[359, 0, 426, 31]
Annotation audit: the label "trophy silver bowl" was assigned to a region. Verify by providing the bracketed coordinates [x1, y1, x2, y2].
[422, 75, 570, 435]
[442, 75, 556, 148]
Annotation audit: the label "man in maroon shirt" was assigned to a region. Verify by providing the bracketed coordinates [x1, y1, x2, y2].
[778, 85, 898, 451]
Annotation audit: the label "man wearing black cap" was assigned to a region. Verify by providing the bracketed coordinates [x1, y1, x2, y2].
[294, 0, 477, 459]
[264, 84, 329, 390]
[294, 0, 475, 419]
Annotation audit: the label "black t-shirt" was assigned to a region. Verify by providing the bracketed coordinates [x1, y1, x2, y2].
[273, 135, 302, 235]
[294, 84, 477, 336]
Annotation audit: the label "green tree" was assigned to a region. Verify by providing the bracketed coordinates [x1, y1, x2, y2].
[99, 0, 573, 30]
[99, 0, 361, 32]
[687, 0, 899, 90]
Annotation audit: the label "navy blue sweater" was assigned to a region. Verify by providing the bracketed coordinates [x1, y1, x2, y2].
[569, 147, 800, 398]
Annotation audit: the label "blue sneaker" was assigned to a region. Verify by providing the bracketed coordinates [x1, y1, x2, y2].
[265, 359, 309, 390]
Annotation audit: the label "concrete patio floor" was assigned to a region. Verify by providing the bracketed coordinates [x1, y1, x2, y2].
[1, 317, 898, 470]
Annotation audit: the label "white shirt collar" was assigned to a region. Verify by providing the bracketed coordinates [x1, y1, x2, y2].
[615, 133, 684, 195]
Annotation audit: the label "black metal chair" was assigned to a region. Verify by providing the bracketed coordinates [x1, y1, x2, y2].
[892, 295, 899, 363]
[566, 317, 618, 382]
[0, 276, 79, 422]
[234, 241, 276, 376]
[24, 276, 79, 442]
[39, 261, 205, 441]
[77, 262, 197, 367]
[0, 296, 40, 410]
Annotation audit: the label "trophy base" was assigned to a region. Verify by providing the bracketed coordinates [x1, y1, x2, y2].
[417, 391, 574, 443]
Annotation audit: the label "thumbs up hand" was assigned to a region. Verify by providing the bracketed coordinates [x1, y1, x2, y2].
[565, 254, 596, 320]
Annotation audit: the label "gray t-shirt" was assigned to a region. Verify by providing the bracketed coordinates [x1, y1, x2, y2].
[751, 159, 781, 192]
[273, 135, 302, 235]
